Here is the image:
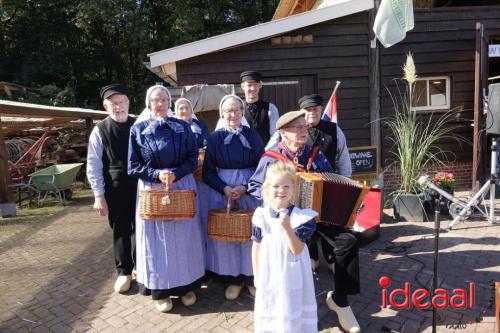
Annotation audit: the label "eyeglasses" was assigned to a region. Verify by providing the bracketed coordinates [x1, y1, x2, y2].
[222, 109, 243, 115]
[283, 125, 309, 131]
[105, 99, 128, 109]
[151, 97, 170, 105]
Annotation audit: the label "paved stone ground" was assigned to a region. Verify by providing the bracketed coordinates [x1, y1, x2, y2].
[1, 193, 499, 333]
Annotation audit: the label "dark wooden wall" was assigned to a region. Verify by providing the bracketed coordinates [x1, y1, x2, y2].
[175, 6, 500, 168]
[176, 11, 372, 147]
[380, 6, 500, 166]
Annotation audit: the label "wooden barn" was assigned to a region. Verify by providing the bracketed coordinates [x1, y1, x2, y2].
[146, 0, 500, 190]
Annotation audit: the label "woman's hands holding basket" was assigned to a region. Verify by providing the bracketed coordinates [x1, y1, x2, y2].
[159, 170, 176, 186]
[223, 185, 246, 200]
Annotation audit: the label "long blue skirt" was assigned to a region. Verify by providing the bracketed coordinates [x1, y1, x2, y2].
[135, 174, 205, 290]
[204, 168, 260, 278]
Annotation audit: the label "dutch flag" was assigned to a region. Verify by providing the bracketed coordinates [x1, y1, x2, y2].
[321, 83, 339, 123]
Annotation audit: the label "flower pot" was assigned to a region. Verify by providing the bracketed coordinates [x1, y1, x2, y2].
[438, 186, 454, 215]
[424, 186, 454, 216]
[393, 193, 429, 222]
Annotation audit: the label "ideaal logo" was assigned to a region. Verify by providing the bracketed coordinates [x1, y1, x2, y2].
[379, 276, 475, 309]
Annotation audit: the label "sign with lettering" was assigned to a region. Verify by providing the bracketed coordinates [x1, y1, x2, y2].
[489, 44, 500, 58]
[349, 146, 379, 179]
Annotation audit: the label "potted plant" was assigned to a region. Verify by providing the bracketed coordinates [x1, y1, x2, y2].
[384, 53, 465, 221]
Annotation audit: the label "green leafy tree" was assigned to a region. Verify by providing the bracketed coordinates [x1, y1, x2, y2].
[0, 0, 279, 112]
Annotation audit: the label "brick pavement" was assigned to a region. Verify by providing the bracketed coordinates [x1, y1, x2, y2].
[0, 194, 499, 333]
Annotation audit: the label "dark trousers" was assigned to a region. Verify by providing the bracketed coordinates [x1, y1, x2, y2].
[308, 223, 360, 295]
[105, 187, 136, 276]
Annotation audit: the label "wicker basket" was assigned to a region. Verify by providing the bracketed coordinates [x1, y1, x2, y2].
[193, 149, 205, 182]
[139, 187, 196, 221]
[208, 199, 254, 242]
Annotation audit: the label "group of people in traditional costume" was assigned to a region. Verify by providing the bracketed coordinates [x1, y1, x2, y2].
[87, 70, 361, 333]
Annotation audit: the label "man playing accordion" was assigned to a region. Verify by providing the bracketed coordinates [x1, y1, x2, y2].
[248, 110, 361, 333]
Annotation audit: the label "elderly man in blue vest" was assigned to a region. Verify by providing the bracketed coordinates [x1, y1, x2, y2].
[87, 84, 138, 293]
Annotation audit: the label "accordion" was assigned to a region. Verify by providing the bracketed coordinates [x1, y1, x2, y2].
[296, 172, 369, 228]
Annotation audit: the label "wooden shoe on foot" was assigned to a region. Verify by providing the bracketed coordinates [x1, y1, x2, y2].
[155, 298, 173, 312]
[181, 292, 196, 306]
[114, 275, 132, 293]
[247, 285, 256, 297]
[326, 291, 360, 333]
[225, 284, 243, 300]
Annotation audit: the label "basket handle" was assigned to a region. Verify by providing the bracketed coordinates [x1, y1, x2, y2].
[225, 197, 240, 217]
[161, 174, 171, 205]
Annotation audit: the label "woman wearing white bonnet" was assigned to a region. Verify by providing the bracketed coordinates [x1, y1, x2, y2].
[128, 84, 205, 312]
[136, 84, 174, 123]
[174, 97, 209, 149]
[201, 94, 265, 300]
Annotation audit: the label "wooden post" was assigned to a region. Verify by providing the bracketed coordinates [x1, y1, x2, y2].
[495, 281, 500, 333]
[368, 1, 381, 150]
[0, 116, 16, 217]
[472, 22, 489, 191]
[85, 117, 93, 140]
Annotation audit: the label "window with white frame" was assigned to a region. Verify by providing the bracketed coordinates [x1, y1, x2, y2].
[411, 76, 450, 111]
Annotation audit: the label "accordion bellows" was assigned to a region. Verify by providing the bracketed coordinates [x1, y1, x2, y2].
[139, 189, 196, 221]
[296, 172, 368, 228]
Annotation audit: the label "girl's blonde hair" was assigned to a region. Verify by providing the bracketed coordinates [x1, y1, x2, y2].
[262, 161, 298, 206]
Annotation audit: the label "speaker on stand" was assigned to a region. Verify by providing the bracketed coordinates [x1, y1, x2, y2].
[487, 83, 500, 199]
[487, 83, 500, 136]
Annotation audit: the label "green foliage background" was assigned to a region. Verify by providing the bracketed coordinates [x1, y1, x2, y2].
[0, 0, 279, 113]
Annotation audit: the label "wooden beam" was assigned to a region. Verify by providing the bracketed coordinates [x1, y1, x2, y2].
[0, 117, 14, 205]
[0, 100, 108, 119]
[85, 117, 93, 141]
[369, 1, 381, 151]
[472, 22, 489, 190]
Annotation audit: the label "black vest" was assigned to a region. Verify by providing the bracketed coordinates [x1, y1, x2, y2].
[244, 100, 271, 144]
[307, 120, 338, 171]
[96, 116, 137, 191]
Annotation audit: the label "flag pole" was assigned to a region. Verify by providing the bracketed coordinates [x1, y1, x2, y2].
[332, 81, 341, 95]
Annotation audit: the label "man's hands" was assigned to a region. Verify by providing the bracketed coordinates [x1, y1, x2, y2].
[223, 185, 246, 201]
[94, 196, 108, 216]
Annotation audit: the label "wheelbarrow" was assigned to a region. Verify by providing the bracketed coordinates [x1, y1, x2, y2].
[26, 163, 83, 206]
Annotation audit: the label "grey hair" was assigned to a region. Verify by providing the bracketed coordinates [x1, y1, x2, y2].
[174, 97, 193, 114]
[174, 97, 198, 120]
[145, 85, 172, 108]
[218, 94, 245, 118]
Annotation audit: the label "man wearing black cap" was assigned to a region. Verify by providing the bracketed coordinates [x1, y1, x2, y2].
[239, 70, 279, 144]
[299, 94, 360, 333]
[298, 93, 351, 175]
[87, 84, 137, 293]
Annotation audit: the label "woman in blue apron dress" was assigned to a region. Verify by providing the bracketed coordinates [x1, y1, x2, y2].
[202, 94, 264, 300]
[128, 86, 205, 312]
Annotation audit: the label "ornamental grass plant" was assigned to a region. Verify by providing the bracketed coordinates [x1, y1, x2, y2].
[384, 53, 466, 196]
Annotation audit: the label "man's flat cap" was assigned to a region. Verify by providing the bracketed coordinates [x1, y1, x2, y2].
[100, 84, 127, 100]
[298, 94, 323, 109]
[276, 110, 306, 130]
[240, 71, 262, 83]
